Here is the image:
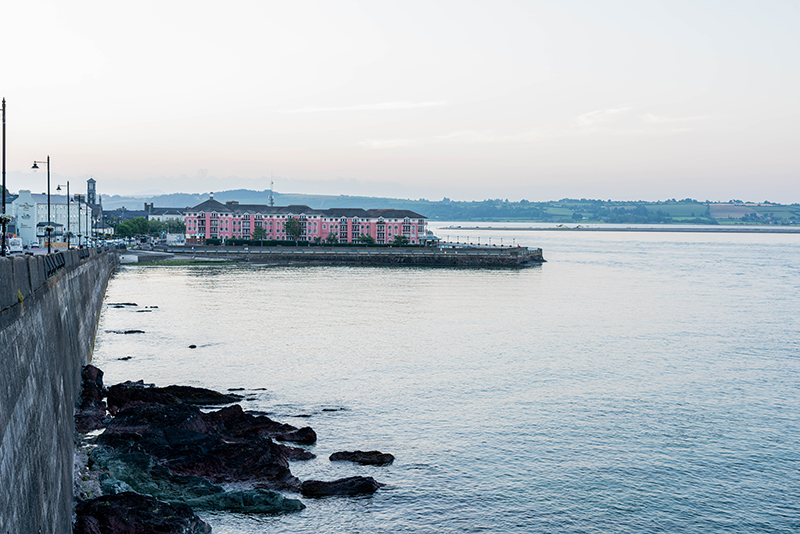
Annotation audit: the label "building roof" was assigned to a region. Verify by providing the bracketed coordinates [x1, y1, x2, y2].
[104, 209, 150, 220]
[187, 199, 426, 219]
[149, 207, 185, 216]
[190, 199, 232, 213]
[18, 193, 76, 205]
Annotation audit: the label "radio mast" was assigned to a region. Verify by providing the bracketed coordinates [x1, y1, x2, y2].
[269, 173, 275, 207]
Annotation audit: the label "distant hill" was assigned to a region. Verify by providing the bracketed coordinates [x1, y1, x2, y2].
[100, 190, 800, 225]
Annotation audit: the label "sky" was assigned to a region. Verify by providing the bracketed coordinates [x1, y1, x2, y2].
[2, 0, 799, 203]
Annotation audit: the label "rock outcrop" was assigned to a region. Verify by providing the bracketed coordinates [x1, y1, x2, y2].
[329, 450, 395, 465]
[73, 492, 211, 534]
[74, 365, 389, 531]
[75, 365, 109, 433]
[300, 476, 384, 497]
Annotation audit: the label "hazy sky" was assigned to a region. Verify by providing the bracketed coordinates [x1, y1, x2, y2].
[3, 0, 799, 202]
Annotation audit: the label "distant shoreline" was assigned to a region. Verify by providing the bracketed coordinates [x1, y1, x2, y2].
[439, 225, 800, 234]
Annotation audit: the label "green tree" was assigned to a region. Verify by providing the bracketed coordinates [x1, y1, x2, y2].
[164, 219, 186, 233]
[357, 234, 375, 245]
[252, 225, 267, 244]
[284, 216, 303, 244]
[149, 219, 165, 235]
[114, 220, 132, 238]
[130, 217, 150, 235]
[325, 232, 338, 244]
[392, 234, 409, 246]
[115, 217, 150, 238]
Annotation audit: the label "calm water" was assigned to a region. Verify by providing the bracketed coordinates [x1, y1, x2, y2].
[92, 226, 800, 533]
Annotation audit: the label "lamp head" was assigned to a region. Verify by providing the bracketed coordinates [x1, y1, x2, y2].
[31, 162, 39, 171]
[57, 185, 61, 191]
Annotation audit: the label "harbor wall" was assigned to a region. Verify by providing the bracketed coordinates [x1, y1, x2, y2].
[0, 249, 118, 534]
[167, 246, 545, 266]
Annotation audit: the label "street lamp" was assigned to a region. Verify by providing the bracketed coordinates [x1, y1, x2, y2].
[74, 193, 83, 247]
[1, 98, 7, 257]
[31, 156, 52, 254]
[57, 181, 70, 249]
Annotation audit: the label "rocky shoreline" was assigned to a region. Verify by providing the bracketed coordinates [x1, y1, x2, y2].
[73, 365, 391, 533]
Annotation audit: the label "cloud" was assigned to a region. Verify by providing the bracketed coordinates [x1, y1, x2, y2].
[640, 114, 710, 124]
[574, 107, 633, 127]
[277, 101, 447, 113]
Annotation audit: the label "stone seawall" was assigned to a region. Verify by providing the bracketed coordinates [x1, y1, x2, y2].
[0, 249, 119, 534]
[168, 246, 545, 267]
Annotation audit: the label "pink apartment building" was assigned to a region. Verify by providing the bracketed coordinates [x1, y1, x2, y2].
[184, 198, 429, 245]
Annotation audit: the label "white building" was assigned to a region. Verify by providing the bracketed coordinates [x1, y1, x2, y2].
[12, 190, 92, 247]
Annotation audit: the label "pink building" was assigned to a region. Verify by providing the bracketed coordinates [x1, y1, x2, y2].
[184, 198, 429, 245]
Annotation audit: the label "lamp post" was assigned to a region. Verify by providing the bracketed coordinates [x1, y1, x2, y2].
[85, 198, 90, 247]
[75, 193, 82, 247]
[57, 181, 70, 249]
[1, 98, 7, 257]
[31, 156, 51, 254]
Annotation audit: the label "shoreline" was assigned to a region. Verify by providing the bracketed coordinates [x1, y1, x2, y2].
[439, 225, 800, 234]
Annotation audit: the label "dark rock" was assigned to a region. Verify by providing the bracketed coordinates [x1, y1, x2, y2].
[279, 444, 316, 461]
[163, 436, 298, 488]
[91, 448, 305, 514]
[184, 489, 305, 514]
[107, 383, 183, 412]
[228, 387, 244, 391]
[76, 407, 108, 434]
[103, 403, 210, 435]
[135, 310, 152, 313]
[330, 450, 395, 465]
[202, 404, 297, 438]
[123, 330, 145, 334]
[276, 426, 317, 445]
[80, 365, 106, 409]
[188, 344, 197, 349]
[99, 474, 135, 495]
[300, 476, 384, 497]
[107, 383, 241, 411]
[118, 356, 132, 361]
[98, 404, 298, 489]
[107, 302, 139, 306]
[74, 492, 211, 534]
[90, 449, 222, 501]
[75, 365, 108, 432]
[160, 385, 242, 405]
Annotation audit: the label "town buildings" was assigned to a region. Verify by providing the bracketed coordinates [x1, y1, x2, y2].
[184, 197, 428, 245]
[11, 188, 95, 247]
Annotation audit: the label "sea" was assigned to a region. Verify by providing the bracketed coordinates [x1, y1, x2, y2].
[92, 223, 800, 533]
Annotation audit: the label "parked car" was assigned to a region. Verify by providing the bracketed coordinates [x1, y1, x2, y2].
[8, 237, 24, 254]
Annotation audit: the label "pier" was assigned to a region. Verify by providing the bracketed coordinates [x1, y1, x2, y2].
[156, 245, 545, 267]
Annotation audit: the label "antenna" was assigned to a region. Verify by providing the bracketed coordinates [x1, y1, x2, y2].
[269, 173, 275, 207]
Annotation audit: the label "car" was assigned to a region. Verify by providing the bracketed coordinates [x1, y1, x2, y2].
[8, 237, 24, 254]
[30, 242, 41, 249]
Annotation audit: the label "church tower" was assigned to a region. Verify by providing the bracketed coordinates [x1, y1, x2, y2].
[87, 177, 96, 205]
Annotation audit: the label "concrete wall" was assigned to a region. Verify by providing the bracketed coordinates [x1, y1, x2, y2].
[0, 249, 118, 534]
[168, 246, 545, 267]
